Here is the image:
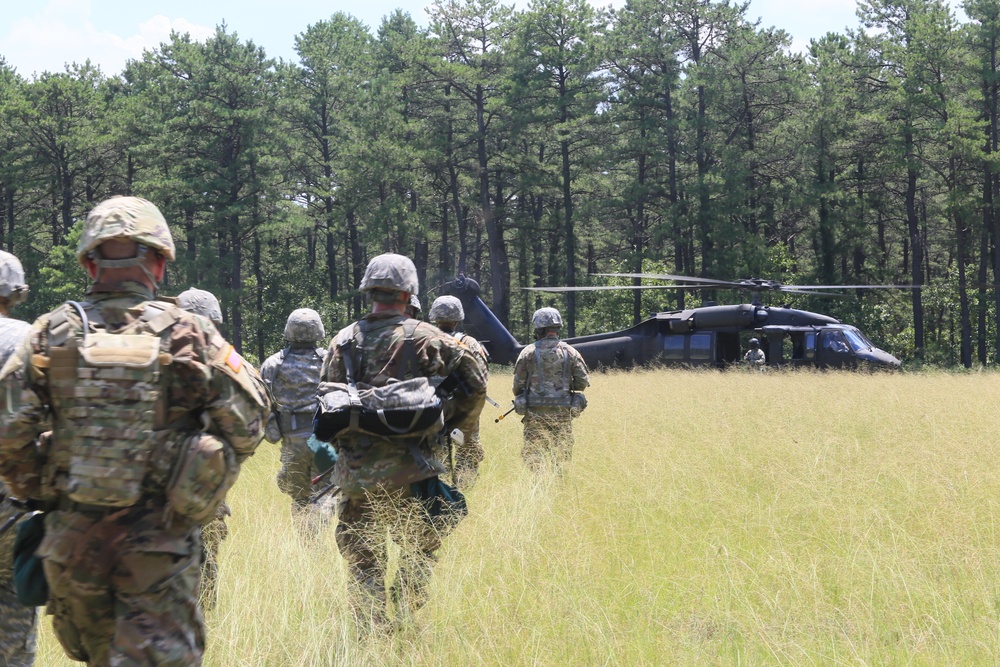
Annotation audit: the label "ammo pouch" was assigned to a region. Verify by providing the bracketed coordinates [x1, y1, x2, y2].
[314, 320, 443, 442]
[314, 378, 443, 441]
[165, 432, 239, 525]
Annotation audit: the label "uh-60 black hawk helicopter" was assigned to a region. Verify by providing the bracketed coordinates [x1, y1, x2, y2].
[440, 272, 913, 370]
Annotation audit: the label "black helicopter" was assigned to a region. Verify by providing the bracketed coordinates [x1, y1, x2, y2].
[439, 273, 909, 370]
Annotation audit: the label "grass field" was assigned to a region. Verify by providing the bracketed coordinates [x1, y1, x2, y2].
[35, 369, 1000, 665]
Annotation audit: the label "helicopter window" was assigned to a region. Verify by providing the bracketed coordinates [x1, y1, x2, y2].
[822, 331, 850, 354]
[804, 332, 816, 359]
[690, 333, 712, 360]
[842, 328, 872, 351]
[663, 336, 685, 360]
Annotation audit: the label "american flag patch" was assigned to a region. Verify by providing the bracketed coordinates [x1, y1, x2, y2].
[224, 345, 243, 373]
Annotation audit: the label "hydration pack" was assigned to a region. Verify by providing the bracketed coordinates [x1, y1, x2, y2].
[45, 301, 175, 507]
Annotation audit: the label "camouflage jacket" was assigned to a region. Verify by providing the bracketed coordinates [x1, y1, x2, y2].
[0, 281, 270, 502]
[0, 313, 29, 541]
[260, 345, 326, 441]
[513, 336, 590, 413]
[322, 311, 487, 496]
[453, 332, 490, 374]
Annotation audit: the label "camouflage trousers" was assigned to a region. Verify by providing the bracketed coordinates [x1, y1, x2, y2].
[198, 503, 230, 611]
[521, 412, 574, 474]
[37, 503, 203, 667]
[453, 429, 484, 490]
[0, 501, 37, 667]
[336, 486, 441, 632]
[276, 435, 318, 508]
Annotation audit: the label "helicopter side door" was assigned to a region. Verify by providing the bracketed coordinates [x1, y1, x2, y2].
[817, 329, 856, 368]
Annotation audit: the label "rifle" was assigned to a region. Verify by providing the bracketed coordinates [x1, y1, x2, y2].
[309, 464, 339, 505]
[485, 396, 500, 409]
[495, 406, 516, 423]
[448, 428, 463, 484]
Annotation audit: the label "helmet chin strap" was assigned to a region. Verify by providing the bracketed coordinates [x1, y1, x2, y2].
[88, 244, 157, 284]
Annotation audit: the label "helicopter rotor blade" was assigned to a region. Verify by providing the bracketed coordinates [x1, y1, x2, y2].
[782, 284, 921, 290]
[592, 272, 745, 288]
[778, 288, 849, 297]
[522, 284, 723, 292]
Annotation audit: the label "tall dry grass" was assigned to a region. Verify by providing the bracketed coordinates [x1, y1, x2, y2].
[36, 369, 1000, 665]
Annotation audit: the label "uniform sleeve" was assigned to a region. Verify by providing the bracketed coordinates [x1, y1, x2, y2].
[258, 355, 281, 442]
[415, 325, 487, 427]
[203, 330, 270, 459]
[569, 347, 590, 392]
[512, 347, 532, 396]
[321, 332, 349, 383]
[0, 323, 50, 495]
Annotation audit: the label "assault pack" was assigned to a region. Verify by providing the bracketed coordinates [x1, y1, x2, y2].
[314, 320, 443, 441]
[513, 342, 587, 415]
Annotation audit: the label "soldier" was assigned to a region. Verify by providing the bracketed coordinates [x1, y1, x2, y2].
[743, 337, 766, 366]
[320, 253, 486, 632]
[176, 287, 231, 609]
[427, 295, 489, 488]
[512, 307, 590, 473]
[0, 196, 269, 666]
[405, 294, 421, 319]
[259, 309, 327, 526]
[0, 250, 36, 667]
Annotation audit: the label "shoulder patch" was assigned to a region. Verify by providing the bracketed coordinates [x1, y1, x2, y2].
[224, 345, 243, 373]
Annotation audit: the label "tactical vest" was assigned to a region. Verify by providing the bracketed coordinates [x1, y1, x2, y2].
[44, 300, 177, 507]
[514, 342, 575, 413]
[272, 347, 324, 438]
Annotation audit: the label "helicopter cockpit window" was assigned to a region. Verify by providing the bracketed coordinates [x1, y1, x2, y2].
[842, 328, 871, 352]
[663, 336, 685, 360]
[822, 331, 850, 354]
[690, 333, 712, 360]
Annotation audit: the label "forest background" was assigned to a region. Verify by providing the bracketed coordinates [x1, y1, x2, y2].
[0, 0, 997, 367]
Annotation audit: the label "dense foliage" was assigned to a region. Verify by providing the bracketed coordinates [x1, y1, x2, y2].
[1, 0, 997, 366]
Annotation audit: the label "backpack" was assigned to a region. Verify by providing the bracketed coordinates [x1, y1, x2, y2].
[314, 320, 443, 441]
[45, 301, 175, 508]
[514, 342, 587, 415]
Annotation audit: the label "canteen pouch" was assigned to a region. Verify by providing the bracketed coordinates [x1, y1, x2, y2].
[165, 433, 238, 525]
[13, 512, 48, 606]
[570, 392, 588, 417]
[314, 378, 444, 441]
[513, 393, 527, 415]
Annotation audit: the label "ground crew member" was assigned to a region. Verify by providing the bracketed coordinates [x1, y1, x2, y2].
[260, 309, 327, 529]
[744, 337, 766, 366]
[512, 307, 589, 473]
[320, 253, 486, 632]
[177, 287, 235, 608]
[428, 294, 488, 488]
[0, 250, 36, 667]
[0, 196, 269, 666]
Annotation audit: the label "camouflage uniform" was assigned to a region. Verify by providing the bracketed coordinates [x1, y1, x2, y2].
[0, 197, 269, 667]
[0, 251, 37, 667]
[323, 254, 487, 631]
[513, 308, 589, 473]
[176, 287, 230, 609]
[744, 340, 766, 366]
[428, 295, 489, 488]
[260, 309, 327, 519]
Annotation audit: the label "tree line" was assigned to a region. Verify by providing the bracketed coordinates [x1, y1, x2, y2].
[0, 0, 997, 366]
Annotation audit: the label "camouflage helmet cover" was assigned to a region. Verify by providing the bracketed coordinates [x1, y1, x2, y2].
[429, 295, 464, 323]
[360, 253, 419, 296]
[408, 294, 421, 314]
[284, 308, 325, 343]
[532, 307, 563, 329]
[0, 250, 28, 304]
[177, 288, 223, 326]
[77, 196, 176, 267]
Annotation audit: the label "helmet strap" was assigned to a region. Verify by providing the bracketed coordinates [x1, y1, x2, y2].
[89, 245, 157, 284]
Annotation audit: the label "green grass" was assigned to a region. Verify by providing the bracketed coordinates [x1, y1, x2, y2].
[36, 369, 1000, 665]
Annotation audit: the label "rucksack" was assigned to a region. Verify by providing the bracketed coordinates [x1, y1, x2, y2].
[314, 320, 443, 441]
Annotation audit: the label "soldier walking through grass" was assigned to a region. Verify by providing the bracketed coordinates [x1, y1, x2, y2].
[260, 309, 328, 534]
[513, 307, 590, 473]
[0, 250, 37, 667]
[428, 295, 489, 488]
[317, 253, 487, 633]
[0, 196, 269, 666]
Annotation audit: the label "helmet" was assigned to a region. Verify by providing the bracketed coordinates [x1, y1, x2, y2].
[360, 253, 418, 295]
[0, 250, 28, 305]
[429, 295, 464, 323]
[284, 308, 325, 343]
[177, 288, 223, 326]
[408, 294, 422, 315]
[532, 307, 562, 329]
[749, 338, 760, 346]
[77, 196, 176, 269]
